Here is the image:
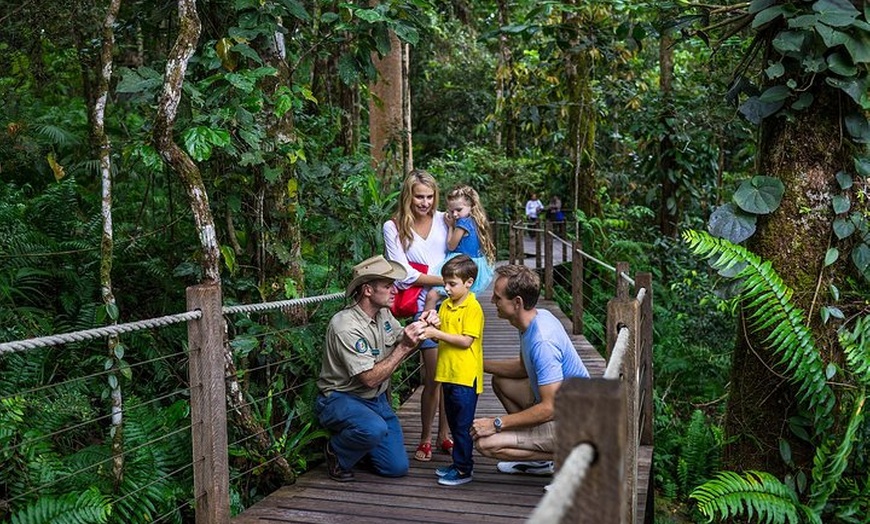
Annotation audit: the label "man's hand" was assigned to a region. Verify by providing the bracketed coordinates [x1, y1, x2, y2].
[401, 320, 428, 349]
[470, 417, 498, 441]
[419, 309, 441, 328]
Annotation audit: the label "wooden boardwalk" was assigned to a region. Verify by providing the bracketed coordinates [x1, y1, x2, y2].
[233, 279, 608, 523]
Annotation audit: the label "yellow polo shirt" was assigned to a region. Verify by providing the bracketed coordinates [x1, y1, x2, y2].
[435, 293, 484, 393]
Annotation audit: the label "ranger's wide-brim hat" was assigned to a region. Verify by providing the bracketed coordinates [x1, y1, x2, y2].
[346, 255, 407, 297]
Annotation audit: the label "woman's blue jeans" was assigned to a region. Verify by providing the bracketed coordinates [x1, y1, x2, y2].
[315, 391, 409, 477]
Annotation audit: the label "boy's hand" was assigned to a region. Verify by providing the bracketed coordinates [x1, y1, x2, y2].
[421, 325, 440, 342]
[419, 309, 441, 328]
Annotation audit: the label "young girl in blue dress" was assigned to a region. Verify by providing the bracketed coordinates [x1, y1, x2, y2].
[424, 185, 496, 311]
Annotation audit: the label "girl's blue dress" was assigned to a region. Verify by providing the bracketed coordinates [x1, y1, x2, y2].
[435, 217, 494, 294]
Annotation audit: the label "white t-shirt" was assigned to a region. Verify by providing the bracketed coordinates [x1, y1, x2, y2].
[525, 199, 544, 219]
[383, 212, 448, 310]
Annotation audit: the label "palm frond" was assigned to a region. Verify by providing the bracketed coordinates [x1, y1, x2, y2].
[682, 230, 835, 431]
[690, 470, 816, 524]
[840, 316, 870, 386]
[9, 487, 110, 524]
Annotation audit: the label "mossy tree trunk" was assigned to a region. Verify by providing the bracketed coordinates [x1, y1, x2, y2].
[723, 87, 861, 474]
[369, 30, 412, 188]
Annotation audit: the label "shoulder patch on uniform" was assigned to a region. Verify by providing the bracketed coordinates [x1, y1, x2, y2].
[384, 321, 393, 332]
[353, 338, 370, 354]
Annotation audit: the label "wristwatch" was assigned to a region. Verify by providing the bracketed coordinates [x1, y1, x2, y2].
[493, 417, 503, 433]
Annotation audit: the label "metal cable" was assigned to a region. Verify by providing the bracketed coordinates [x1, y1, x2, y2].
[604, 327, 631, 380]
[4, 422, 196, 505]
[0, 311, 202, 356]
[222, 292, 345, 315]
[151, 497, 197, 524]
[229, 417, 294, 448]
[0, 350, 188, 403]
[526, 443, 596, 523]
[230, 355, 296, 379]
[112, 460, 197, 506]
[4, 388, 190, 455]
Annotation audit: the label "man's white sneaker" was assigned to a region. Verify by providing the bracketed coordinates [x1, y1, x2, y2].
[496, 460, 554, 476]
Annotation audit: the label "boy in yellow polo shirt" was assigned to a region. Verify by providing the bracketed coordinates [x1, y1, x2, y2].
[422, 254, 484, 486]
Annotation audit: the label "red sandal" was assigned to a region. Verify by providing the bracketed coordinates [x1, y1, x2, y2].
[440, 438, 454, 454]
[414, 441, 432, 462]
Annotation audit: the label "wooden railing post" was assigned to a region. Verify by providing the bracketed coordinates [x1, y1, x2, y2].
[535, 221, 542, 269]
[636, 272, 654, 446]
[555, 378, 626, 523]
[544, 221, 553, 300]
[571, 240, 584, 335]
[606, 261, 640, 524]
[492, 220, 499, 258]
[509, 223, 517, 265]
[187, 284, 230, 524]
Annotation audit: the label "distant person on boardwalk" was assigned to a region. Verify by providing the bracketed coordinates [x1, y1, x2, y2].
[470, 265, 589, 476]
[316, 255, 438, 481]
[383, 170, 452, 462]
[547, 195, 564, 222]
[420, 255, 485, 486]
[525, 193, 544, 226]
[423, 184, 495, 312]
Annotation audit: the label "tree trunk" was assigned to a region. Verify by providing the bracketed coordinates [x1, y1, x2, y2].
[369, 30, 412, 188]
[94, 0, 124, 488]
[563, 2, 598, 224]
[723, 87, 858, 474]
[657, 30, 678, 239]
[494, 0, 516, 156]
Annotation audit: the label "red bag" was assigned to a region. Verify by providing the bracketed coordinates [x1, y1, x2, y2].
[390, 261, 428, 318]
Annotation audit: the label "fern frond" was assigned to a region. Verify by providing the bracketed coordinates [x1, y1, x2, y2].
[682, 230, 834, 431]
[9, 487, 110, 524]
[690, 470, 816, 524]
[808, 391, 866, 513]
[840, 316, 870, 386]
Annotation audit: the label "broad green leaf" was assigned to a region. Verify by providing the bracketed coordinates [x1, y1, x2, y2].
[120, 362, 132, 380]
[779, 438, 792, 464]
[827, 52, 857, 76]
[766, 62, 785, 79]
[825, 363, 837, 379]
[833, 217, 856, 239]
[832, 194, 850, 214]
[393, 23, 419, 46]
[108, 374, 118, 389]
[829, 307, 845, 319]
[739, 96, 784, 124]
[106, 302, 119, 321]
[845, 113, 870, 143]
[801, 55, 827, 73]
[773, 30, 807, 54]
[734, 175, 785, 214]
[789, 14, 819, 29]
[355, 8, 385, 23]
[814, 0, 860, 27]
[753, 6, 786, 28]
[844, 32, 870, 64]
[225, 72, 255, 93]
[826, 75, 870, 107]
[829, 284, 840, 301]
[231, 43, 264, 65]
[836, 171, 853, 189]
[708, 203, 757, 243]
[749, 0, 776, 14]
[759, 85, 791, 102]
[852, 242, 870, 280]
[113, 343, 124, 359]
[856, 156, 870, 176]
[278, 0, 310, 21]
[263, 165, 282, 183]
[825, 247, 839, 266]
[815, 24, 849, 48]
[791, 92, 814, 110]
[220, 245, 236, 274]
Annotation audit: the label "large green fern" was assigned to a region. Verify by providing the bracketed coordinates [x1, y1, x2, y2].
[9, 487, 110, 524]
[691, 470, 820, 524]
[682, 230, 835, 431]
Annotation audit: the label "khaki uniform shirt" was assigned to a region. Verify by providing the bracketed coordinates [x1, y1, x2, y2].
[317, 304, 403, 399]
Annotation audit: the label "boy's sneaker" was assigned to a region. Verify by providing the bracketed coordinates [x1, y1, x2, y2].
[437, 467, 472, 486]
[435, 464, 457, 478]
[496, 460, 554, 476]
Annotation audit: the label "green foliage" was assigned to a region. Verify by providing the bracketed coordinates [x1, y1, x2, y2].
[691, 470, 819, 524]
[9, 487, 111, 524]
[682, 229, 835, 432]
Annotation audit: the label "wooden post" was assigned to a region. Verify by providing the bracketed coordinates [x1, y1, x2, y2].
[535, 222, 542, 269]
[509, 223, 517, 265]
[187, 284, 231, 524]
[492, 220, 499, 259]
[571, 240, 584, 335]
[605, 262, 640, 524]
[555, 378, 626, 523]
[636, 272, 654, 447]
[562, 223, 568, 264]
[544, 221, 553, 300]
[516, 224, 525, 265]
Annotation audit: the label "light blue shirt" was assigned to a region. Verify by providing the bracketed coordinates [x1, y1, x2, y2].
[520, 309, 589, 402]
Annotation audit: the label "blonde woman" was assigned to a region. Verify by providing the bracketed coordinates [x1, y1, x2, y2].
[383, 170, 451, 461]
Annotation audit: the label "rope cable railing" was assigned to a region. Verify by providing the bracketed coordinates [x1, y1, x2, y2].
[526, 443, 596, 524]
[222, 291, 345, 315]
[603, 327, 631, 380]
[0, 311, 203, 356]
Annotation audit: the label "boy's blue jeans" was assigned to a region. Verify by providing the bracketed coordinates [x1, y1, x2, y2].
[315, 391, 409, 477]
[443, 382, 479, 474]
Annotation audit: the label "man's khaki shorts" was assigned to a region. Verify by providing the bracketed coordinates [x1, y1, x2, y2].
[505, 420, 556, 453]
